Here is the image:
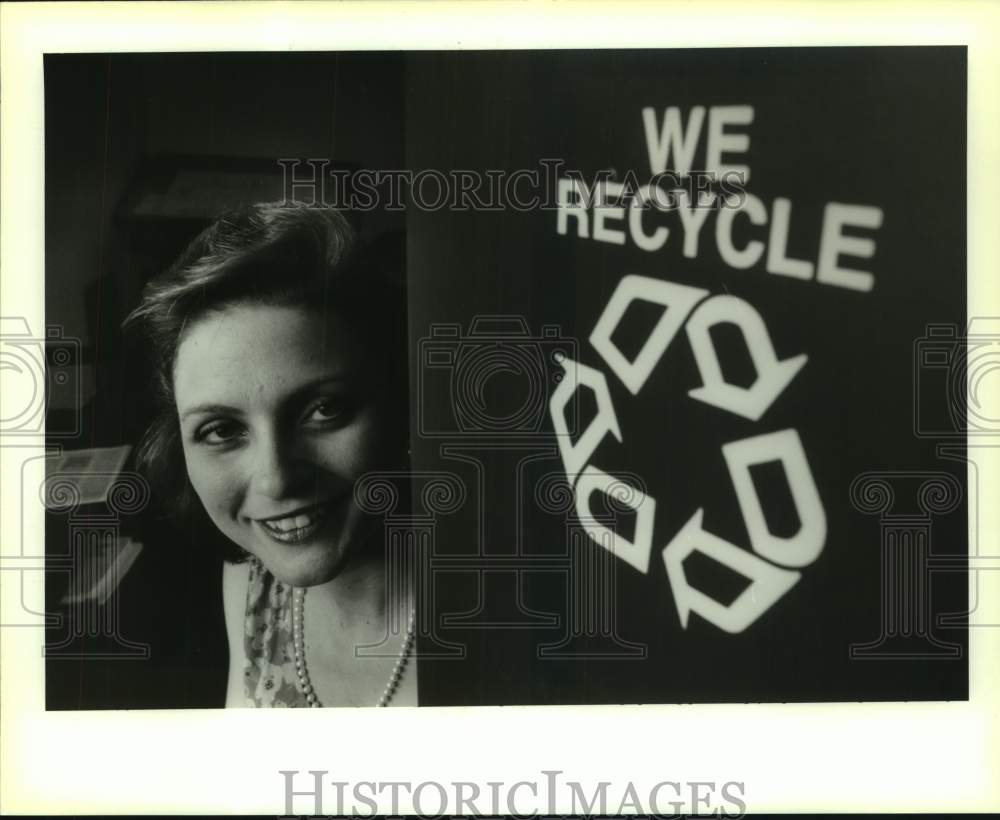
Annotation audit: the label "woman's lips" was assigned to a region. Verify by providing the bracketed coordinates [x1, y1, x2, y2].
[253, 501, 339, 544]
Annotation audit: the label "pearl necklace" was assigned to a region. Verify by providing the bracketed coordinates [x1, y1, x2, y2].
[291, 586, 415, 707]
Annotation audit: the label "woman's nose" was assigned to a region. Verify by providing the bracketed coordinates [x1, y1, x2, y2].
[248, 432, 311, 499]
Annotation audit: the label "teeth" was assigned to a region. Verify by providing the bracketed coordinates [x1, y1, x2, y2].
[264, 515, 312, 532]
[265, 514, 313, 532]
[258, 505, 328, 537]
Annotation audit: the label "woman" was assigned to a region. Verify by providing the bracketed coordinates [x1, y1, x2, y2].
[125, 202, 415, 707]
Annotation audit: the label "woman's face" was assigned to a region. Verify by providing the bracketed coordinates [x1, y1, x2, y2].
[173, 302, 395, 587]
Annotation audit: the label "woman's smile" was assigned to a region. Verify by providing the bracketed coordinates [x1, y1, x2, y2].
[251, 497, 349, 543]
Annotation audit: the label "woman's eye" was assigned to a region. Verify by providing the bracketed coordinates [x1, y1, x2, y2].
[196, 421, 244, 446]
[306, 398, 351, 425]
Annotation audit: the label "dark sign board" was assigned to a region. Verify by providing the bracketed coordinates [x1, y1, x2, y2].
[405, 48, 968, 705]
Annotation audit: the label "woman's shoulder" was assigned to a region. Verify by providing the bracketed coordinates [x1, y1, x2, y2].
[222, 559, 252, 597]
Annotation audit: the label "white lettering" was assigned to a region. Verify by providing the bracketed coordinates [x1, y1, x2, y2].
[706, 105, 754, 181]
[628, 184, 670, 252]
[677, 190, 714, 259]
[556, 177, 591, 238]
[715, 192, 767, 269]
[593, 180, 627, 245]
[766, 197, 814, 280]
[816, 202, 882, 292]
[642, 106, 706, 175]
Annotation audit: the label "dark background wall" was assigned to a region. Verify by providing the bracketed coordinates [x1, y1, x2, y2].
[46, 52, 404, 419]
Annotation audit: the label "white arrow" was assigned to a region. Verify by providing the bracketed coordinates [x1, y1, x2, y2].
[662, 509, 800, 632]
[686, 294, 807, 421]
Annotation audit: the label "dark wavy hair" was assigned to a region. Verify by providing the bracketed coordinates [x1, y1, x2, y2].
[123, 202, 407, 562]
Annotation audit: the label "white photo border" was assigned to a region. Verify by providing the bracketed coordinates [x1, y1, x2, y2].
[2, 1, 998, 814]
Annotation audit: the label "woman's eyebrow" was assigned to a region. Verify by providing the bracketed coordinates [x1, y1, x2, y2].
[179, 403, 244, 423]
[283, 375, 351, 404]
[178, 376, 350, 423]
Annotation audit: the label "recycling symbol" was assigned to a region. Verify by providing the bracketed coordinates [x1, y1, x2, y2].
[548, 274, 826, 633]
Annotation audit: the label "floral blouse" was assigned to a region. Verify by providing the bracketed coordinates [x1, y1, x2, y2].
[243, 558, 307, 707]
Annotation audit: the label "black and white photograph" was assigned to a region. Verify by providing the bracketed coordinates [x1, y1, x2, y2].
[39, 46, 969, 710]
[2, 1, 999, 816]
